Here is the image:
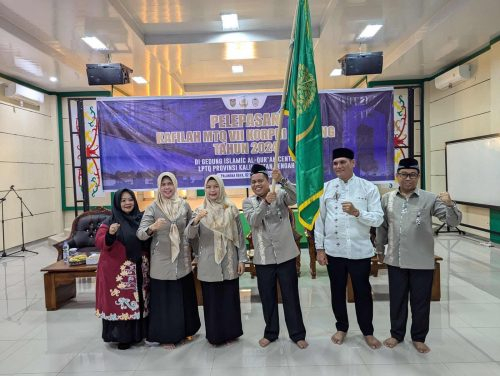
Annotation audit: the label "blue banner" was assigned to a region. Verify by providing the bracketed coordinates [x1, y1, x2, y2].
[97, 89, 393, 190]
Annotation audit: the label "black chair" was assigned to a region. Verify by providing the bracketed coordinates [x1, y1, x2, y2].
[53, 208, 111, 260]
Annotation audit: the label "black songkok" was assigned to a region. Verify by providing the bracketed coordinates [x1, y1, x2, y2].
[332, 147, 354, 161]
[250, 164, 268, 177]
[397, 157, 420, 172]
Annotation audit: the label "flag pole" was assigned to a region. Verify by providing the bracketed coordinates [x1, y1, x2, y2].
[271, 0, 300, 193]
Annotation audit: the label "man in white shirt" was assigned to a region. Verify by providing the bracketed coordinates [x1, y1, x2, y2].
[315, 148, 384, 349]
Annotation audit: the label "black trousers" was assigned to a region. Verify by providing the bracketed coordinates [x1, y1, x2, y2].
[326, 255, 374, 336]
[147, 273, 201, 344]
[201, 279, 243, 345]
[387, 265, 434, 342]
[255, 258, 306, 342]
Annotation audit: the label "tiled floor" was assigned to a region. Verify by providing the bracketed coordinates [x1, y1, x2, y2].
[1, 234, 500, 375]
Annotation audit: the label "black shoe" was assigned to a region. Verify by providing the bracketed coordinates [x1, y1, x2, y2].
[117, 343, 131, 350]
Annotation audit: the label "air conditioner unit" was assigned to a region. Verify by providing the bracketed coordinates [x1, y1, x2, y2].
[434, 64, 471, 90]
[4, 83, 45, 105]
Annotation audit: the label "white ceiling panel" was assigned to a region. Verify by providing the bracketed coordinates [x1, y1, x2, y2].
[0, 0, 499, 96]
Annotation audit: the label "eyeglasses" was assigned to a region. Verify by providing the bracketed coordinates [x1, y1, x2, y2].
[397, 172, 419, 179]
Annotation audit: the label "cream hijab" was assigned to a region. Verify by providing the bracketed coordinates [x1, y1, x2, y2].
[199, 175, 240, 264]
[155, 172, 184, 262]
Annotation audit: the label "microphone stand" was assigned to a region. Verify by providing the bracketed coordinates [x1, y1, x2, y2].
[3, 186, 38, 257]
[1, 189, 22, 258]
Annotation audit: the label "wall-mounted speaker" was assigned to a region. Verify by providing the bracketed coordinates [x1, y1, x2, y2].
[86, 63, 133, 85]
[338, 52, 383, 76]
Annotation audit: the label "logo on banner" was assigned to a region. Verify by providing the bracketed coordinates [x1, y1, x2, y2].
[221, 94, 269, 110]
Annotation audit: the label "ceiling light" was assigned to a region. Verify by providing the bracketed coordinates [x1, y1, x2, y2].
[49, 76, 58, 82]
[357, 24, 383, 40]
[221, 13, 239, 31]
[232, 65, 244, 74]
[132, 76, 148, 84]
[224, 42, 255, 60]
[81, 36, 108, 50]
[330, 68, 342, 77]
[14, 57, 43, 77]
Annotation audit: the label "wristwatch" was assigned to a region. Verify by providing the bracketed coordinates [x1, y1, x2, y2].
[280, 177, 288, 185]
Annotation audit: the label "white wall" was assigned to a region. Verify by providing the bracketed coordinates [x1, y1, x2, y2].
[426, 42, 500, 237]
[0, 88, 63, 250]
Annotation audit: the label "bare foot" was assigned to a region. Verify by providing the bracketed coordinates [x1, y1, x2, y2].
[181, 334, 199, 345]
[331, 331, 347, 345]
[413, 341, 431, 353]
[383, 337, 400, 348]
[296, 339, 309, 349]
[161, 343, 176, 350]
[364, 335, 382, 349]
[259, 338, 271, 347]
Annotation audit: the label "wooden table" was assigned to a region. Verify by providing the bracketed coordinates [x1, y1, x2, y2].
[305, 230, 317, 279]
[40, 261, 97, 310]
[347, 256, 443, 302]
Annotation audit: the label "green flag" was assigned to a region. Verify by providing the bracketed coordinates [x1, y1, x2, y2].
[284, 0, 324, 230]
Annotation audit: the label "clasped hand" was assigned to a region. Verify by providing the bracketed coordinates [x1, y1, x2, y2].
[271, 168, 283, 182]
[265, 191, 277, 204]
[194, 209, 208, 224]
[341, 201, 359, 217]
[109, 223, 120, 235]
[438, 192, 453, 206]
[150, 218, 167, 231]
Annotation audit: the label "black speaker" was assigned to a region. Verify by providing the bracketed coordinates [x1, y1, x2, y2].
[86, 63, 133, 85]
[338, 52, 383, 76]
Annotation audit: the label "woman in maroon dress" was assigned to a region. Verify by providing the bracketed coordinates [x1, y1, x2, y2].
[95, 188, 150, 350]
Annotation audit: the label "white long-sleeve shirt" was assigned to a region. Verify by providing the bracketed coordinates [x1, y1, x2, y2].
[314, 175, 384, 259]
